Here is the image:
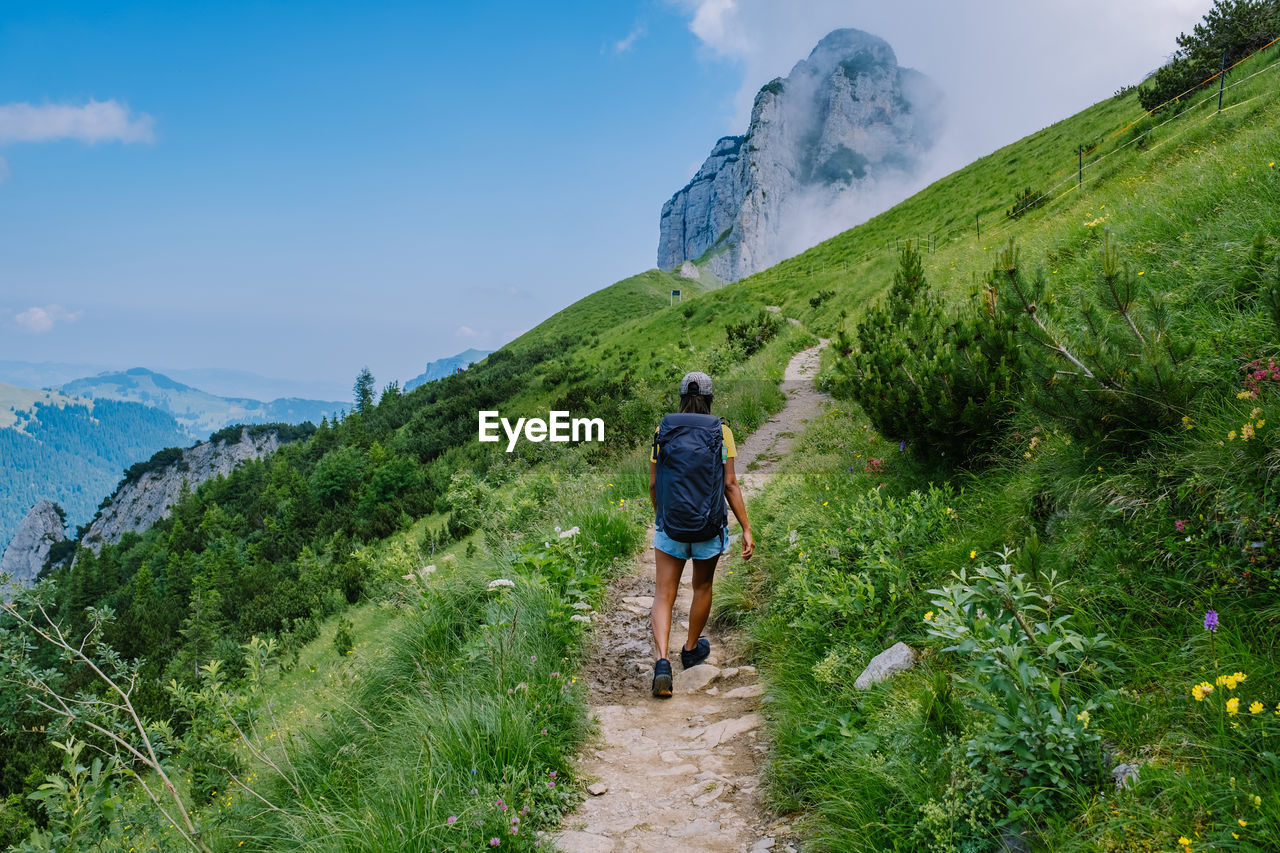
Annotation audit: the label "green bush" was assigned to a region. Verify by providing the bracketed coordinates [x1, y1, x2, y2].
[833, 244, 1018, 461]
[989, 235, 1197, 445]
[926, 559, 1116, 822]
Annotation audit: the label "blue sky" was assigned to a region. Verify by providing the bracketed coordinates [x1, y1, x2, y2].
[0, 0, 1204, 400]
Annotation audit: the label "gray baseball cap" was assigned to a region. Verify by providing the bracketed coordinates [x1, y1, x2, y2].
[680, 371, 713, 396]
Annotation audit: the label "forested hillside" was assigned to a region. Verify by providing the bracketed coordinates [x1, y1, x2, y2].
[0, 398, 191, 549]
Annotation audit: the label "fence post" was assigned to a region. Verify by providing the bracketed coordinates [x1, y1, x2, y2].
[976, 212, 980, 238]
[1217, 49, 1227, 112]
[1077, 144, 1083, 188]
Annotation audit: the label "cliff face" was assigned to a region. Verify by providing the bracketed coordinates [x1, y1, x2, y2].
[81, 428, 280, 554]
[0, 500, 65, 587]
[658, 28, 942, 281]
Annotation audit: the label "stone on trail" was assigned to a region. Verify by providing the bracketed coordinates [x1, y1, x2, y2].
[673, 664, 721, 693]
[752, 839, 777, 852]
[555, 830, 615, 853]
[724, 683, 765, 699]
[698, 713, 763, 748]
[586, 782, 609, 796]
[854, 642, 916, 689]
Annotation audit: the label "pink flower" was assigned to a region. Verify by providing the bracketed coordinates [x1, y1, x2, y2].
[447, 816, 457, 824]
[1175, 519, 1187, 532]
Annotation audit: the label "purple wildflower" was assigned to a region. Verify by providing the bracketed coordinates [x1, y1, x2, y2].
[900, 440, 906, 452]
[490, 838, 500, 847]
[1204, 609, 1219, 632]
[1175, 519, 1187, 532]
[447, 816, 457, 825]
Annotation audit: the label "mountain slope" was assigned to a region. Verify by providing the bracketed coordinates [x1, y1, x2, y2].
[60, 367, 344, 436]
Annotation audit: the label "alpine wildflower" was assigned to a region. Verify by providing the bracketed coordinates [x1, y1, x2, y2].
[1227, 696, 1240, 715]
[1204, 610, 1218, 632]
[1076, 710, 1090, 729]
[1250, 701, 1264, 715]
[1192, 682, 1214, 701]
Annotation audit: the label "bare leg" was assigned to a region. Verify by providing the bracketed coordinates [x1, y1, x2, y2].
[651, 548, 686, 661]
[684, 556, 719, 653]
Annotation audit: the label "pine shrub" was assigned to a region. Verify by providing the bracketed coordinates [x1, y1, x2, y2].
[834, 243, 1018, 461]
[988, 234, 1197, 445]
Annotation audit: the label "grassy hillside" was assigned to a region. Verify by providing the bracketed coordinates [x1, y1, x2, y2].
[707, 33, 1280, 853]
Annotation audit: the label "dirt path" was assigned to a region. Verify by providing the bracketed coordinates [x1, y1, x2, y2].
[554, 342, 829, 853]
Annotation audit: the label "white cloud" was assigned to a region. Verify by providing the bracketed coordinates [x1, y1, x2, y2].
[614, 23, 648, 54]
[15, 305, 82, 333]
[0, 100, 155, 145]
[455, 325, 483, 339]
[668, 0, 1208, 172]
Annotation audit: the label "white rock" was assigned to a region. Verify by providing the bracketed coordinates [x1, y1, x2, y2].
[698, 713, 764, 748]
[854, 642, 917, 689]
[724, 683, 765, 700]
[673, 665, 722, 693]
[586, 782, 608, 796]
[554, 830, 615, 853]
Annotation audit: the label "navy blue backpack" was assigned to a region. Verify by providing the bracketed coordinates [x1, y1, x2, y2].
[653, 413, 727, 543]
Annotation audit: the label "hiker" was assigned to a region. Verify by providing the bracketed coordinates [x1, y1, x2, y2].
[648, 371, 754, 698]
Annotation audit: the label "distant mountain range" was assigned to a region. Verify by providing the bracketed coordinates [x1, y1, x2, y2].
[59, 368, 346, 437]
[405, 349, 490, 391]
[0, 350, 492, 554]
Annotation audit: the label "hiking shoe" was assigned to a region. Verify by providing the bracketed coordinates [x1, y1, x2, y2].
[680, 637, 710, 669]
[652, 658, 673, 698]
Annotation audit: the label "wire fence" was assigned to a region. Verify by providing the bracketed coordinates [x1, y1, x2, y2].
[747, 36, 1280, 283]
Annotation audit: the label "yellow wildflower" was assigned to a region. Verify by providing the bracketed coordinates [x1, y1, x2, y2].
[924, 611, 934, 621]
[1228, 430, 1237, 441]
[1227, 696, 1240, 715]
[1239, 819, 1249, 827]
[1192, 682, 1214, 701]
[970, 550, 977, 559]
[1076, 710, 1090, 728]
[1251, 701, 1264, 715]
[1250, 407, 1262, 419]
[1242, 423, 1255, 441]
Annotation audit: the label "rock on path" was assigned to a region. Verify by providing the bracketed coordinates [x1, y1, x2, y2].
[554, 343, 828, 853]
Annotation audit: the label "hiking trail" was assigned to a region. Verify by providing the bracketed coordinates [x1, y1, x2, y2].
[553, 341, 829, 853]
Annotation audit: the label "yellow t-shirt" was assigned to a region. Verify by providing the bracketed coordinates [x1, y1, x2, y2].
[651, 422, 736, 464]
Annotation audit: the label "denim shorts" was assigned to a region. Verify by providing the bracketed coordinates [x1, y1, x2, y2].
[653, 523, 729, 560]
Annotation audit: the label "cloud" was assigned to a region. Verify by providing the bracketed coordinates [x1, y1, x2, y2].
[667, 0, 1207, 172]
[0, 100, 155, 145]
[15, 305, 82, 333]
[614, 23, 648, 54]
[455, 325, 483, 339]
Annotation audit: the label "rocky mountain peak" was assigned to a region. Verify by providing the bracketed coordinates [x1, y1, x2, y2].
[658, 27, 943, 281]
[1, 500, 65, 587]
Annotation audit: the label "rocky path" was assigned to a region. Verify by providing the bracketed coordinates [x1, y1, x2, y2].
[554, 342, 829, 853]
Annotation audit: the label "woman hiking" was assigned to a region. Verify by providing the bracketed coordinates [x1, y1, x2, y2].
[648, 371, 754, 698]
